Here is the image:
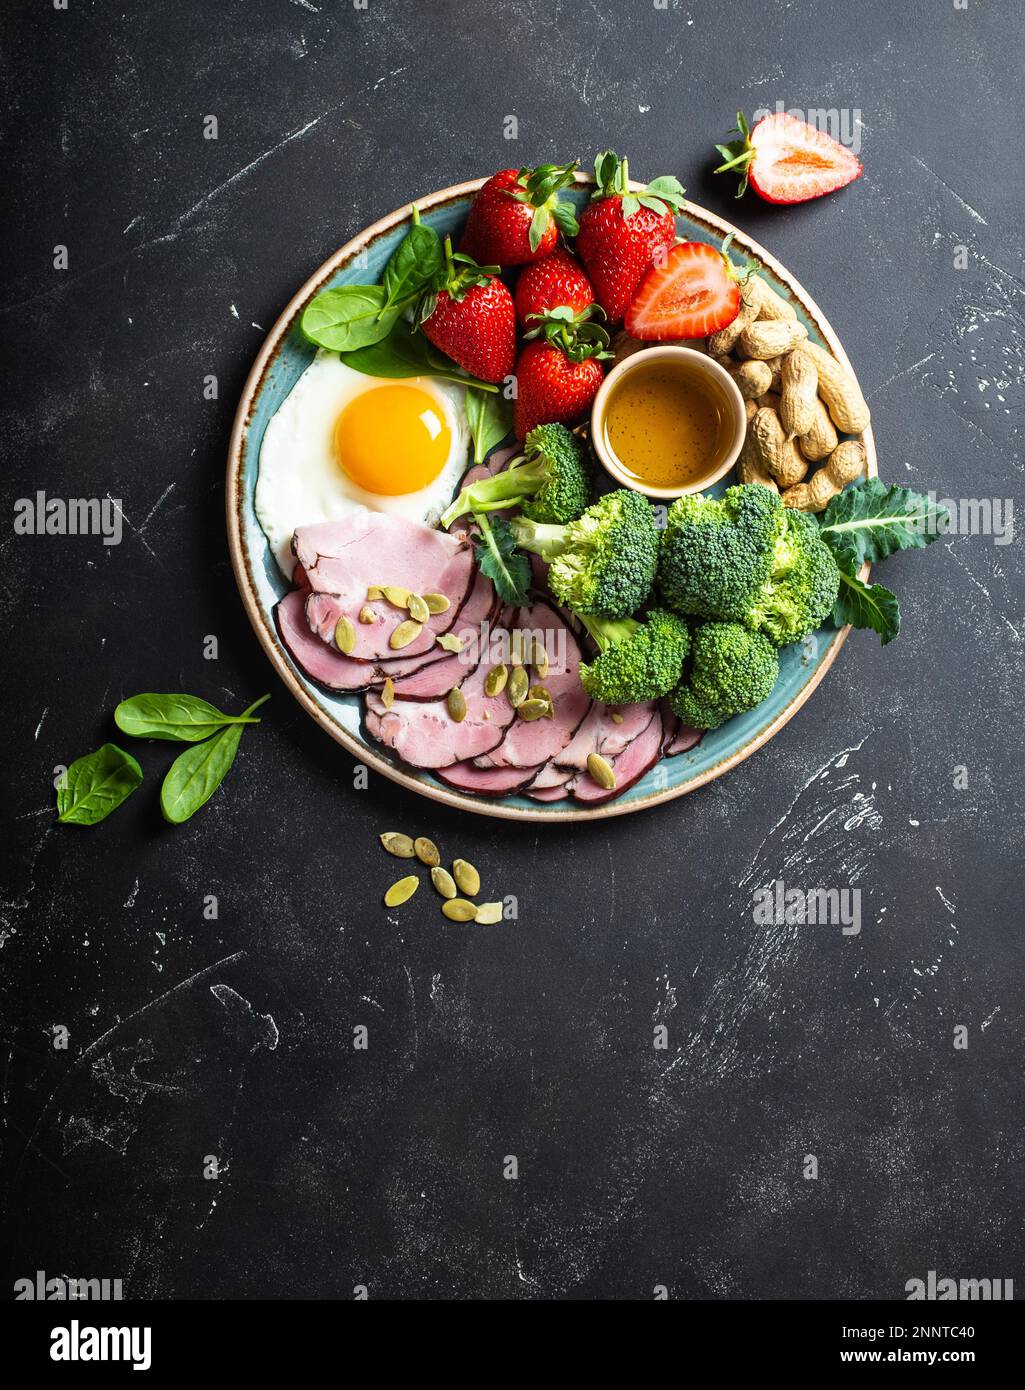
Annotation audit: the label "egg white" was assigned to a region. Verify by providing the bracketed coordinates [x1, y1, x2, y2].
[256, 350, 470, 578]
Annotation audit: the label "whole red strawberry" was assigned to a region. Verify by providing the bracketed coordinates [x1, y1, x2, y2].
[576, 151, 687, 322]
[419, 238, 516, 384]
[513, 306, 612, 440]
[514, 248, 594, 329]
[460, 162, 579, 266]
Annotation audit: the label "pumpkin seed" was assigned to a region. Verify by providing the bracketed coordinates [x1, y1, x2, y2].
[587, 752, 616, 790]
[334, 615, 356, 654]
[531, 640, 549, 679]
[442, 898, 477, 922]
[508, 666, 529, 707]
[380, 831, 416, 857]
[423, 593, 450, 615]
[389, 619, 423, 650]
[384, 875, 419, 907]
[366, 585, 385, 601]
[484, 663, 508, 697]
[610, 711, 624, 724]
[358, 605, 376, 625]
[517, 698, 549, 722]
[382, 585, 411, 608]
[431, 866, 457, 899]
[452, 858, 480, 896]
[437, 632, 464, 653]
[447, 687, 467, 722]
[475, 901, 503, 924]
[381, 677, 395, 709]
[414, 836, 440, 867]
[407, 592, 430, 624]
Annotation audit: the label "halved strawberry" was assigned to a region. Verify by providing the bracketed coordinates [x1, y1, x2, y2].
[625, 241, 741, 341]
[715, 110, 863, 204]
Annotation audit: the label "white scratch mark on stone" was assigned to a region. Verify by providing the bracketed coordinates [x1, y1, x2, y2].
[34, 708, 48, 741]
[906, 151, 988, 226]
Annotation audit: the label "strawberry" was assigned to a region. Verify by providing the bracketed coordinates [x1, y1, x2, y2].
[513, 305, 612, 440]
[575, 150, 687, 323]
[459, 162, 580, 267]
[418, 238, 516, 384]
[514, 248, 594, 329]
[625, 238, 741, 341]
[715, 110, 863, 204]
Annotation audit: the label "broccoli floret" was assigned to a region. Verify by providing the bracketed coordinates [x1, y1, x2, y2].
[510, 489, 659, 618]
[579, 608, 690, 705]
[658, 484, 839, 647]
[440, 423, 591, 528]
[670, 621, 779, 730]
[747, 510, 840, 646]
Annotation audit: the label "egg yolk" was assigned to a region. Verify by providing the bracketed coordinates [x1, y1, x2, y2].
[334, 384, 452, 496]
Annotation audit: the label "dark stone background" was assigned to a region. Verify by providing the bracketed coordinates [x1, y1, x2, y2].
[1, 0, 1021, 1300]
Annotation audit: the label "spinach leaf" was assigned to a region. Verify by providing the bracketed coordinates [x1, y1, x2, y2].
[115, 693, 264, 743]
[159, 695, 269, 824]
[832, 570, 901, 645]
[340, 318, 499, 391]
[300, 285, 399, 352]
[473, 513, 530, 606]
[819, 479, 949, 569]
[382, 219, 443, 310]
[466, 389, 513, 464]
[57, 743, 143, 826]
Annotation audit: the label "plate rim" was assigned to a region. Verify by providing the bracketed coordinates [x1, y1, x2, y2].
[226, 175, 877, 823]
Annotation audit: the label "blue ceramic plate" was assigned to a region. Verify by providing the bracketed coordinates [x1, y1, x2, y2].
[226, 177, 875, 821]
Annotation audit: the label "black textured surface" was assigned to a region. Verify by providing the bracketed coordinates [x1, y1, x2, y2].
[2, 0, 1022, 1300]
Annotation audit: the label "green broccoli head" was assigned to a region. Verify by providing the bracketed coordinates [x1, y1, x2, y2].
[510, 489, 659, 618]
[747, 511, 840, 646]
[657, 483, 788, 623]
[579, 608, 691, 705]
[669, 621, 779, 730]
[439, 422, 591, 528]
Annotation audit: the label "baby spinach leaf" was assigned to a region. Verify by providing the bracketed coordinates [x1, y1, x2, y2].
[159, 695, 269, 824]
[300, 285, 398, 352]
[474, 513, 530, 607]
[340, 318, 499, 391]
[382, 220, 443, 310]
[466, 388, 513, 464]
[819, 480, 949, 569]
[832, 570, 901, 645]
[57, 743, 143, 826]
[115, 693, 264, 743]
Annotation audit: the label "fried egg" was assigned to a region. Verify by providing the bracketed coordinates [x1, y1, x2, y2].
[256, 350, 469, 577]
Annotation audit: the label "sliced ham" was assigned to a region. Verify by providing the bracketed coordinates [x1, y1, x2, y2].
[276, 589, 377, 693]
[554, 700, 656, 771]
[474, 602, 590, 769]
[527, 783, 571, 803]
[437, 761, 541, 796]
[570, 711, 664, 805]
[294, 514, 473, 659]
[665, 722, 703, 756]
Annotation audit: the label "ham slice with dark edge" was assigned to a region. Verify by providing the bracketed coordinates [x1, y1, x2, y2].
[474, 602, 590, 770]
[437, 761, 542, 796]
[294, 514, 473, 660]
[569, 710, 665, 805]
[276, 589, 377, 693]
[527, 783, 571, 803]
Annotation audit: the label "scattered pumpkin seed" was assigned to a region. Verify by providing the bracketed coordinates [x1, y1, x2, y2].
[367, 585, 385, 601]
[407, 592, 430, 624]
[442, 898, 478, 922]
[384, 875, 419, 907]
[423, 593, 450, 614]
[475, 901, 503, 924]
[431, 866, 457, 899]
[447, 687, 467, 722]
[383, 585, 411, 608]
[508, 666, 529, 707]
[518, 698, 549, 722]
[380, 831, 416, 857]
[334, 615, 356, 654]
[452, 858, 480, 896]
[531, 640, 549, 679]
[389, 619, 423, 650]
[610, 711, 624, 724]
[587, 751, 617, 790]
[414, 836, 440, 867]
[381, 677, 395, 709]
[484, 663, 508, 697]
[358, 605, 376, 625]
[437, 632, 464, 653]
